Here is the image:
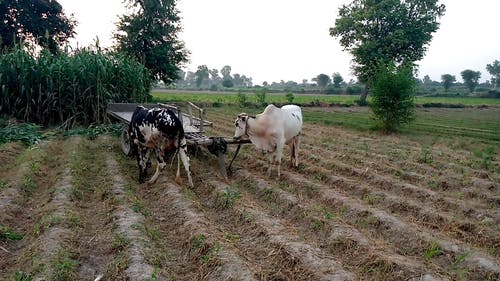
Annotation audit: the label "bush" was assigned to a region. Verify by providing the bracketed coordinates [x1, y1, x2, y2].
[325, 86, 343, 95]
[346, 85, 364, 95]
[285, 92, 295, 103]
[0, 122, 43, 146]
[237, 91, 248, 107]
[370, 64, 416, 132]
[254, 88, 267, 106]
[479, 90, 500, 98]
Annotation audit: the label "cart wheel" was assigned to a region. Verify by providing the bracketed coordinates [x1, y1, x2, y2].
[121, 127, 133, 156]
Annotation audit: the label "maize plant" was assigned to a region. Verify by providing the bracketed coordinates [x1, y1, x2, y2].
[0, 45, 151, 128]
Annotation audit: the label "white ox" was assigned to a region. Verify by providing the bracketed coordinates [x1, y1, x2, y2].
[234, 104, 302, 178]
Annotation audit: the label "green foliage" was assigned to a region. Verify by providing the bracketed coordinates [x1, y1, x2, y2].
[111, 234, 130, 252]
[191, 233, 207, 250]
[63, 124, 123, 140]
[0, 122, 42, 146]
[254, 88, 267, 106]
[114, 0, 188, 84]
[285, 92, 295, 103]
[325, 86, 343, 95]
[222, 79, 234, 88]
[423, 242, 442, 260]
[0, 46, 151, 127]
[0, 0, 76, 53]
[0, 226, 24, 241]
[195, 65, 209, 88]
[370, 64, 416, 132]
[200, 242, 222, 264]
[213, 186, 241, 209]
[460, 69, 481, 93]
[314, 74, 331, 91]
[330, 0, 445, 101]
[14, 271, 32, 281]
[473, 146, 496, 171]
[332, 72, 344, 88]
[237, 92, 248, 107]
[486, 60, 500, 88]
[418, 146, 433, 164]
[52, 250, 78, 281]
[346, 85, 364, 95]
[441, 74, 456, 91]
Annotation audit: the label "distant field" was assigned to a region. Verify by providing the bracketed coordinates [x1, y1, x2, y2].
[151, 90, 500, 106]
[304, 107, 500, 143]
[152, 91, 359, 105]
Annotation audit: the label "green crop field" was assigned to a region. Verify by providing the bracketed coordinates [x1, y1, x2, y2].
[151, 90, 500, 107]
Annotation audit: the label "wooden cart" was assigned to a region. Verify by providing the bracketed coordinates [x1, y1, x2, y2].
[107, 102, 249, 179]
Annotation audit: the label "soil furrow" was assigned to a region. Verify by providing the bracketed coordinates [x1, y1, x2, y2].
[301, 150, 496, 228]
[297, 158, 499, 253]
[278, 168, 499, 280]
[1, 138, 77, 279]
[106, 156, 161, 280]
[205, 179, 355, 281]
[234, 170, 445, 280]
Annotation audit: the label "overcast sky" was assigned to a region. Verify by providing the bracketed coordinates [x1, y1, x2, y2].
[59, 0, 499, 85]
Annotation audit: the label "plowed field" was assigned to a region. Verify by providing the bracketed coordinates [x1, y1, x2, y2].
[1, 106, 498, 281]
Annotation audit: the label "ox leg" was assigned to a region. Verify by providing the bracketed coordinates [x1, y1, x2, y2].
[148, 148, 166, 184]
[267, 153, 274, 177]
[177, 143, 194, 188]
[270, 141, 284, 179]
[292, 135, 300, 167]
[137, 147, 150, 183]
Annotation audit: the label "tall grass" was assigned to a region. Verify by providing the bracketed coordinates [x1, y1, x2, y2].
[0, 46, 151, 128]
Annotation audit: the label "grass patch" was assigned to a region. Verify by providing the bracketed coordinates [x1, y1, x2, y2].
[51, 249, 78, 281]
[0, 179, 6, 191]
[131, 198, 151, 217]
[200, 242, 222, 264]
[14, 271, 33, 281]
[423, 242, 442, 260]
[33, 215, 63, 236]
[69, 140, 108, 200]
[111, 234, 130, 252]
[212, 186, 241, 209]
[190, 234, 207, 250]
[0, 122, 43, 146]
[0, 226, 24, 241]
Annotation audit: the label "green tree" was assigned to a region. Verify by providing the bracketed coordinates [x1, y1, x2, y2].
[330, 0, 445, 104]
[370, 63, 416, 132]
[486, 60, 500, 88]
[441, 74, 456, 92]
[0, 0, 76, 53]
[460, 69, 481, 93]
[313, 73, 331, 92]
[221, 65, 232, 80]
[195, 65, 209, 88]
[222, 79, 234, 88]
[114, 0, 188, 85]
[332, 72, 344, 88]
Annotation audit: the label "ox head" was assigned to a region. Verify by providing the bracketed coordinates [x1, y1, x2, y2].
[234, 113, 248, 139]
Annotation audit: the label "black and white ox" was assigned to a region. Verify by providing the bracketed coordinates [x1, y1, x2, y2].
[129, 105, 193, 187]
[234, 104, 302, 178]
